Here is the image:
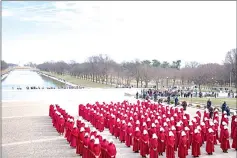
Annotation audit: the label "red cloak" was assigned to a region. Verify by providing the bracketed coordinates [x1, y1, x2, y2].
[220, 129, 230, 151]
[166, 135, 175, 158]
[140, 133, 149, 157]
[132, 130, 141, 152]
[178, 135, 188, 158]
[149, 138, 158, 158]
[191, 133, 201, 157]
[106, 143, 117, 158]
[206, 132, 214, 154]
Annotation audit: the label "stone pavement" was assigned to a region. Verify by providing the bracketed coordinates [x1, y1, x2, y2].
[2, 101, 237, 158]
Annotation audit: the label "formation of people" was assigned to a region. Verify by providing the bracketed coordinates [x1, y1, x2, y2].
[49, 104, 117, 158]
[79, 100, 237, 158]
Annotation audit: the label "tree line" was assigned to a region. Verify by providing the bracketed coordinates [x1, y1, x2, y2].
[1, 60, 17, 70]
[37, 49, 236, 90]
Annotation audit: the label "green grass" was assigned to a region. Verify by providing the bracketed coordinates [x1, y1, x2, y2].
[42, 71, 114, 88]
[180, 97, 236, 109]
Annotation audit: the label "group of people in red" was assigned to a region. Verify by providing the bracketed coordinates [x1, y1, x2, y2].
[49, 104, 117, 158]
[79, 100, 237, 158]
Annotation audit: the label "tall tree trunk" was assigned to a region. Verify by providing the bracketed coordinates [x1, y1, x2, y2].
[156, 81, 159, 90]
[145, 81, 148, 88]
[136, 78, 139, 88]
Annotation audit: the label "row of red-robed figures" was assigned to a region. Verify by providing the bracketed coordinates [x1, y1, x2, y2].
[49, 104, 117, 158]
[78, 101, 237, 158]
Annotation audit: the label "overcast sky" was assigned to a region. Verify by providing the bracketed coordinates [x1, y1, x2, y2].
[2, 1, 236, 65]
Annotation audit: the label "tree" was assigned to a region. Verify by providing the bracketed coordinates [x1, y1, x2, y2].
[152, 67, 164, 89]
[151, 59, 161, 67]
[140, 63, 153, 88]
[1, 60, 8, 70]
[185, 61, 200, 68]
[224, 48, 237, 87]
[35, 49, 236, 89]
[170, 60, 182, 69]
[161, 61, 170, 68]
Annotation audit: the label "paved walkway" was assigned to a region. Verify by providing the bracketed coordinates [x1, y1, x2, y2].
[2, 101, 236, 158]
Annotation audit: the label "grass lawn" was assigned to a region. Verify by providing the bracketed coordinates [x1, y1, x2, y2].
[180, 97, 237, 109]
[42, 71, 114, 88]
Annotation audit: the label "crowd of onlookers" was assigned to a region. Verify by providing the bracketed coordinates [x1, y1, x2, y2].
[12, 86, 84, 90]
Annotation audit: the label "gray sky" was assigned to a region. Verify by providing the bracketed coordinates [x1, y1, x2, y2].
[2, 1, 236, 65]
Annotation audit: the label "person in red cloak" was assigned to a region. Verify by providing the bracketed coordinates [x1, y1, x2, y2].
[175, 121, 182, 150]
[49, 104, 54, 118]
[196, 109, 201, 118]
[184, 127, 190, 149]
[206, 128, 214, 155]
[182, 116, 189, 127]
[141, 122, 148, 133]
[188, 121, 194, 147]
[192, 129, 202, 157]
[158, 127, 166, 156]
[67, 119, 74, 143]
[58, 115, 65, 135]
[84, 124, 91, 133]
[231, 115, 237, 139]
[64, 118, 70, 138]
[166, 131, 175, 158]
[101, 136, 108, 158]
[133, 127, 141, 153]
[170, 117, 175, 126]
[98, 114, 105, 132]
[213, 119, 219, 142]
[220, 125, 230, 153]
[82, 132, 90, 158]
[114, 118, 121, 139]
[106, 139, 117, 158]
[200, 122, 206, 144]
[140, 130, 149, 158]
[92, 138, 101, 158]
[109, 115, 116, 135]
[222, 114, 229, 125]
[170, 125, 177, 151]
[219, 121, 227, 143]
[232, 119, 237, 150]
[178, 131, 188, 158]
[149, 133, 158, 158]
[149, 123, 157, 138]
[125, 122, 133, 147]
[70, 123, 79, 148]
[88, 135, 95, 158]
[76, 127, 85, 155]
[119, 120, 126, 143]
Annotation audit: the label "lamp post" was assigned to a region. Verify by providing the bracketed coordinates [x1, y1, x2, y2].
[166, 77, 169, 89]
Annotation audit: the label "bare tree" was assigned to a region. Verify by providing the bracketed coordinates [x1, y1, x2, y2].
[185, 61, 200, 68]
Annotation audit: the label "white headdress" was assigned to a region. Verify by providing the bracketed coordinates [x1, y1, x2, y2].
[152, 133, 157, 139]
[80, 127, 85, 132]
[185, 127, 189, 131]
[143, 130, 148, 135]
[181, 131, 186, 136]
[94, 138, 100, 144]
[169, 131, 174, 136]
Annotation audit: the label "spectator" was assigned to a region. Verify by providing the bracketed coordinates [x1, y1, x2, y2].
[207, 99, 212, 109]
[222, 101, 227, 113]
